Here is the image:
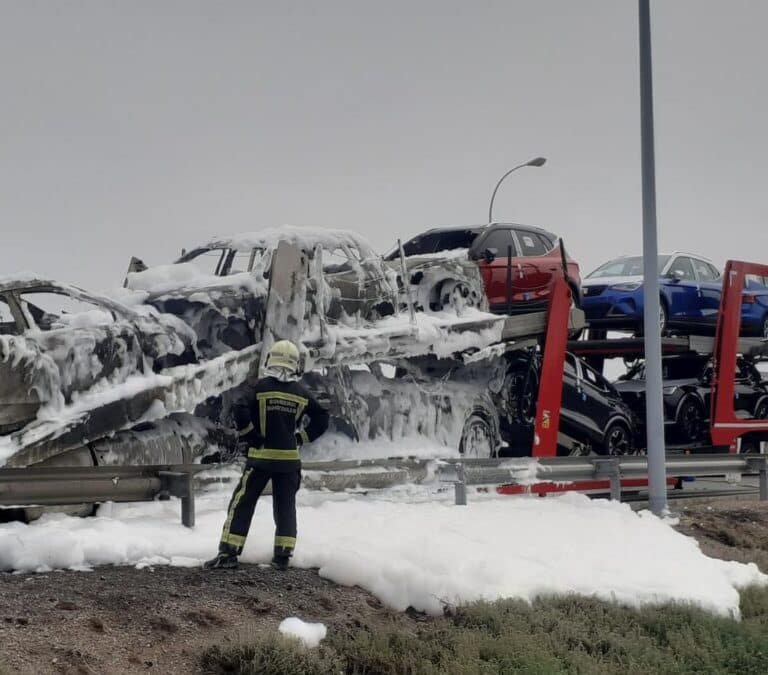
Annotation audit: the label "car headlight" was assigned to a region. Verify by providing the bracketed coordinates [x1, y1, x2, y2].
[662, 386, 678, 395]
[610, 282, 643, 291]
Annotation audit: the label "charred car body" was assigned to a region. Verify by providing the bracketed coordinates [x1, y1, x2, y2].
[126, 227, 490, 359]
[127, 228, 408, 357]
[0, 277, 195, 435]
[290, 347, 637, 459]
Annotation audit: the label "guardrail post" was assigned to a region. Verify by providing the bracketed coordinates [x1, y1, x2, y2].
[455, 462, 467, 506]
[594, 458, 622, 502]
[609, 459, 622, 502]
[159, 471, 196, 527]
[759, 458, 768, 503]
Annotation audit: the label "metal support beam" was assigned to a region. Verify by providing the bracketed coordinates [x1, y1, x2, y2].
[756, 457, 768, 502]
[639, 0, 668, 516]
[594, 458, 622, 501]
[159, 471, 195, 528]
[454, 463, 467, 506]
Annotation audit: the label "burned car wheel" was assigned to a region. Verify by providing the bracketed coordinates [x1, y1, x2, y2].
[459, 413, 498, 458]
[438, 280, 482, 315]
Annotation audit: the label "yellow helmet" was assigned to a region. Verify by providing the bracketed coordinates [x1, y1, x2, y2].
[266, 339, 300, 374]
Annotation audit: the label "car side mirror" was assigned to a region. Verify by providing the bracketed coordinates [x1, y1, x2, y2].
[482, 248, 498, 263]
[668, 269, 685, 281]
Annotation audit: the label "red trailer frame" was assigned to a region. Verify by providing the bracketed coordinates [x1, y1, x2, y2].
[529, 259, 768, 459]
[530, 277, 571, 457]
[710, 260, 768, 452]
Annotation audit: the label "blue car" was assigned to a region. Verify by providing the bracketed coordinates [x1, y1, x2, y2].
[582, 253, 768, 338]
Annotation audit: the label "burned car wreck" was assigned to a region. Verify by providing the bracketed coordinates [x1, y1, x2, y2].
[125, 226, 489, 358]
[0, 277, 196, 436]
[125, 227, 400, 357]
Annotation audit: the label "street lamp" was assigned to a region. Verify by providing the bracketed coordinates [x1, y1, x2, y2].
[488, 156, 546, 223]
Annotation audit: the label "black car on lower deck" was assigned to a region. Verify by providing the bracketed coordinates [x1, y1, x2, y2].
[614, 355, 768, 445]
[498, 350, 638, 456]
[401, 348, 638, 457]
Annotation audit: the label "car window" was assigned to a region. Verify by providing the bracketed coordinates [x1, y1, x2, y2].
[662, 358, 706, 379]
[478, 229, 516, 257]
[581, 363, 606, 390]
[589, 256, 670, 278]
[229, 249, 255, 274]
[323, 247, 356, 275]
[0, 296, 19, 335]
[668, 257, 696, 281]
[19, 291, 115, 331]
[433, 230, 479, 253]
[706, 263, 721, 281]
[564, 354, 577, 376]
[746, 274, 768, 289]
[180, 248, 230, 276]
[691, 258, 718, 282]
[736, 360, 759, 381]
[514, 230, 548, 257]
[400, 233, 444, 256]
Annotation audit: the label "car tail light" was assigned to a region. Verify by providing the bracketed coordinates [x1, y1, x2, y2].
[743, 294, 757, 304]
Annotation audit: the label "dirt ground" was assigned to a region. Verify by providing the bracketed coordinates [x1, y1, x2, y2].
[2, 498, 767, 675]
[674, 497, 768, 572]
[0, 563, 420, 675]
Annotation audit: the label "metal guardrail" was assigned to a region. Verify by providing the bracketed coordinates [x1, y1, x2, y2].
[1, 454, 766, 525]
[0, 464, 203, 527]
[436, 454, 768, 504]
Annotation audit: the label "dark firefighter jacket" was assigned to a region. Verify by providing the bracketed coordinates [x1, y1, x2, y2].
[232, 376, 329, 471]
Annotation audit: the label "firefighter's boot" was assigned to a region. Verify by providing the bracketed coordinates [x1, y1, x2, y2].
[271, 554, 290, 571]
[204, 551, 239, 570]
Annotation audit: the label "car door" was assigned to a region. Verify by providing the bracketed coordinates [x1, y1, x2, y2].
[574, 360, 613, 445]
[663, 256, 701, 323]
[511, 229, 556, 302]
[559, 354, 584, 435]
[473, 228, 518, 309]
[690, 257, 722, 326]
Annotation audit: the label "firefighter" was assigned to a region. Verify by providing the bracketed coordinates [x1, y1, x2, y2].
[204, 340, 329, 571]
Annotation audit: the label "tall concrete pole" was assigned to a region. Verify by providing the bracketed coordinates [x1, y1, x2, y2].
[639, 0, 668, 515]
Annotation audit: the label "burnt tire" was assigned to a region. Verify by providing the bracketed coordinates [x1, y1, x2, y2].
[674, 395, 706, 443]
[459, 413, 498, 458]
[599, 420, 633, 456]
[438, 280, 481, 316]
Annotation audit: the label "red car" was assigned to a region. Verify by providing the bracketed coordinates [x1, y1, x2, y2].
[386, 223, 581, 314]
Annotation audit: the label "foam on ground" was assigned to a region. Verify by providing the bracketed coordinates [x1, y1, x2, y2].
[0, 486, 764, 619]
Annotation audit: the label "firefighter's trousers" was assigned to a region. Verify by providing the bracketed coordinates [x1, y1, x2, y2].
[219, 464, 301, 558]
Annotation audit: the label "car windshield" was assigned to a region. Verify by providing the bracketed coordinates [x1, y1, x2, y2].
[588, 256, 670, 279]
[178, 248, 230, 276]
[388, 230, 479, 259]
[625, 357, 707, 381]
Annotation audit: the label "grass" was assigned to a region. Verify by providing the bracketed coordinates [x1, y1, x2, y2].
[201, 587, 768, 674]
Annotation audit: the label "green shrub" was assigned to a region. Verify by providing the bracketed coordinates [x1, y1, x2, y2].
[202, 590, 768, 675]
[200, 634, 344, 675]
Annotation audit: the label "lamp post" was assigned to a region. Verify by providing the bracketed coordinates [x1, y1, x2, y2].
[488, 157, 546, 223]
[638, 0, 668, 516]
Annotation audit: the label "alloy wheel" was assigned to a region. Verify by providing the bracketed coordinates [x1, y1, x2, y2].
[679, 398, 704, 442]
[605, 423, 631, 456]
[755, 400, 768, 420]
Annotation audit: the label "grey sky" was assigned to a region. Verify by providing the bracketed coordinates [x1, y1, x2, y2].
[1, 1, 766, 290]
